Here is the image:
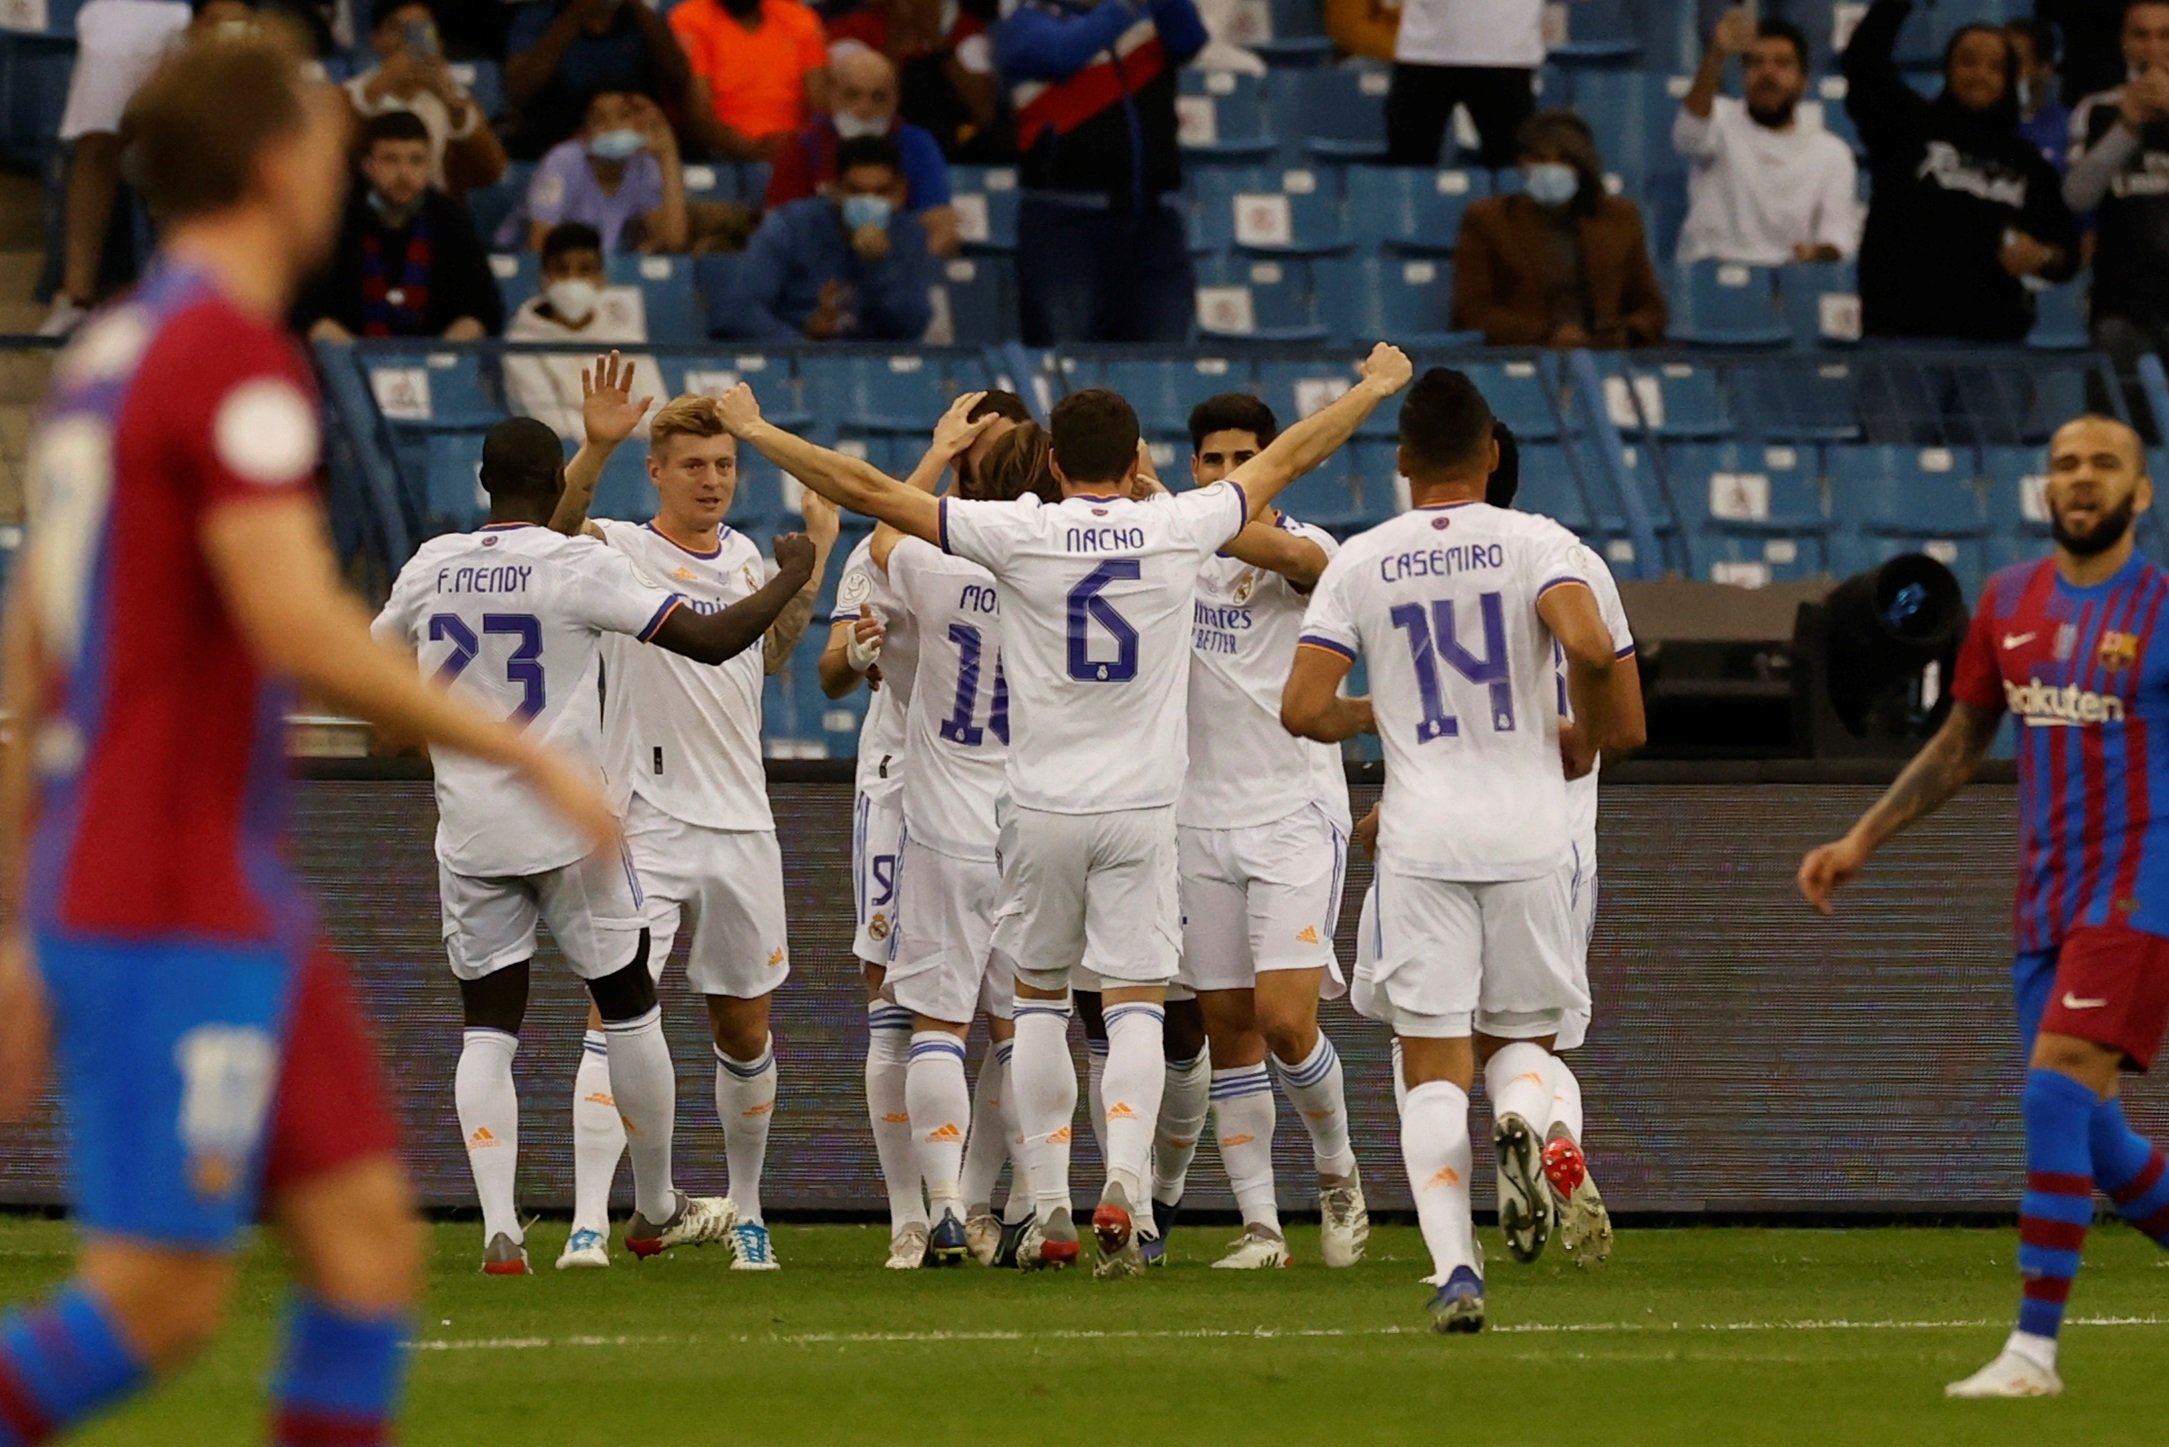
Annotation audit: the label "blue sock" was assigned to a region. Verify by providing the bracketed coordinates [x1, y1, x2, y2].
[271, 1295, 408, 1447]
[2016, 1068, 2099, 1341]
[0, 1283, 148, 1445]
[2090, 1097, 2169, 1247]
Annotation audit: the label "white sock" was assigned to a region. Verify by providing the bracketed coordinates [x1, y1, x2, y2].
[865, 1004, 923, 1233]
[715, 1035, 778, 1225]
[570, 1029, 625, 1235]
[1390, 1038, 1408, 1114]
[2006, 1328, 2059, 1372]
[907, 1032, 971, 1219]
[1210, 1064, 1281, 1234]
[995, 1038, 1037, 1223]
[1272, 1033, 1357, 1179]
[960, 1039, 1008, 1215]
[1100, 1002, 1168, 1205]
[1012, 998, 1077, 1218]
[603, 1007, 678, 1225]
[1551, 1057, 1585, 1145]
[1484, 1042, 1556, 1136]
[1085, 1037, 1109, 1169]
[1401, 1078, 1476, 1284]
[1153, 1050, 1211, 1207]
[456, 1028, 521, 1245]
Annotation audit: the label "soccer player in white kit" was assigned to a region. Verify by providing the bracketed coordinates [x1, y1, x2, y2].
[712, 342, 1412, 1277]
[540, 373, 840, 1270]
[373, 418, 815, 1272]
[1163, 394, 1368, 1272]
[1282, 370, 1619, 1333]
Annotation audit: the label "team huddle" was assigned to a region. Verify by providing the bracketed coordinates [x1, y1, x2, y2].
[370, 338, 1644, 1329]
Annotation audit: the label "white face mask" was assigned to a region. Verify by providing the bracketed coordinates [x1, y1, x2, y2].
[545, 278, 601, 324]
[832, 111, 889, 140]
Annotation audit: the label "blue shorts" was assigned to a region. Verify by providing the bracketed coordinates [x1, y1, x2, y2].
[2015, 947, 2057, 1053]
[38, 934, 299, 1250]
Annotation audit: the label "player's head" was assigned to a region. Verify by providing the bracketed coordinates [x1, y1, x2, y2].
[959, 389, 1032, 492]
[1485, 420, 1521, 509]
[1046, 388, 1142, 494]
[360, 109, 433, 214]
[479, 417, 567, 518]
[971, 422, 1062, 505]
[2045, 414, 2152, 558]
[648, 395, 739, 531]
[119, 22, 353, 279]
[1187, 393, 1278, 487]
[1397, 368, 1499, 496]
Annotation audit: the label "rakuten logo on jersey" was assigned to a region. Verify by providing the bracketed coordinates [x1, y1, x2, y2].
[2004, 677, 2127, 725]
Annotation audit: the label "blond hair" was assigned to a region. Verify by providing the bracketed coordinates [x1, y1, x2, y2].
[649, 395, 731, 459]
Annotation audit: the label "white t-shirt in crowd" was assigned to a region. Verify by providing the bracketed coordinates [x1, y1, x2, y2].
[59, 0, 191, 142]
[1394, 0, 1545, 70]
[1673, 96, 1861, 265]
[502, 292, 653, 444]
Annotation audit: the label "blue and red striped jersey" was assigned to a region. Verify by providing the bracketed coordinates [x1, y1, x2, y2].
[23, 263, 322, 947]
[1953, 555, 2169, 952]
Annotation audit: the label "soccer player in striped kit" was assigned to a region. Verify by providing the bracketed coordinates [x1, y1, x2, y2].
[1801, 414, 2169, 1398]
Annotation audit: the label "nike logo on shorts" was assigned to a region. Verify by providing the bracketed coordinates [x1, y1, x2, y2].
[2061, 992, 2110, 1010]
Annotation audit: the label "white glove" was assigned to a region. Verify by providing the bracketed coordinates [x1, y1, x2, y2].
[846, 627, 884, 673]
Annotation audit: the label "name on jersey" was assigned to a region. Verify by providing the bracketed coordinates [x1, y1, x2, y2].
[1193, 600, 1253, 656]
[2005, 677, 2127, 726]
[958, 582, 997, 613]
[1066, 525, 1145, 553]
[1379, 542, 1504, 584]
[437, 564, 533, 595]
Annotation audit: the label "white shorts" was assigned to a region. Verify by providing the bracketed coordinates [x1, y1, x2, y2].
[886, 837, 1015, 1024]
[852, 789, 904, 966]
[625, 795, 790, 1000]
[438, 845, 646, 982]
[59, 0, 190, 141]
[990, 803, 1180, 990]
[1556, 842, 1597, 1052]
[1177, 804, 1349, 998]
[1363, 865, 1586, 1040]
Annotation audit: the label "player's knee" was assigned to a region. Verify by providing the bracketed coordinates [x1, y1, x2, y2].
[587, 934, 658, 1023]
[2031, 1031, 2123, 1091]
[1260, 1010, 1319, 1064]
[460, 961, 531, 1035]
[705, 996, 770, 1060]
[80, 1249, 236, 1369]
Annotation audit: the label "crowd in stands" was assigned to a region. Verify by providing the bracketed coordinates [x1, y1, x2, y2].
[16, 0, 2169, 408]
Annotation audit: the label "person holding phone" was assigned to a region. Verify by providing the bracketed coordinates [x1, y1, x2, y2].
[346, 0, 508, 196]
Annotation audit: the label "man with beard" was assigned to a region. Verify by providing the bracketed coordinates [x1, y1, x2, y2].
[1800, 414, 2169, 1398]
[1674, 9, 1859, 265]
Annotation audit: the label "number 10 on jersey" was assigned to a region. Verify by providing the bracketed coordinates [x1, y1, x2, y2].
[1389, 592, 1514, 742]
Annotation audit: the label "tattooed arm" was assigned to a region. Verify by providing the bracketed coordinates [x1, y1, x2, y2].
[763, 487, 839, 676]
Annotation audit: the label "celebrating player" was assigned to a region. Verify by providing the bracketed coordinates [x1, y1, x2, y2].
[712, 343, 1411, 1277]
[1284, 369, 1618, 1333]
[0, 30, 615, 1444]
[545, 378, 840, 1271]
[1800, 415, 2169, 1399]
[376, 417, 815, 1273]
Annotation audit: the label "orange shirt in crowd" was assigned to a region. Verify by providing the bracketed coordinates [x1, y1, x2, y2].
[669, 0, 828, 141]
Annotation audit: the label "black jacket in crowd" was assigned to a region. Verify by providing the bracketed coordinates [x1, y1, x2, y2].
[297, 189, 506, 340]
[2069, 90, 2169, 326]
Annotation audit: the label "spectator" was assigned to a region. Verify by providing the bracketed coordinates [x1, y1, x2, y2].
[1844, 0, 2079, 341]
[525, 90, 689, 252]
[40, 0, 251, 336]
[996, 0, 1208, 344]
[506, 224, 657, 442]
[345, 0, 508, 196]
[2007, 17, 2074, 169]
[2039, 0, 2129, 105]
[1451, 109, 1668, 347]
[825, 0, 1006, 161]
[1384, 0, 1540, 169]
[503, 0, 694, 160]
[766, 45, 960, 256]
[1674, 11, 1859, 265]
[300, 110, 504, 341]
[723, 134, 934, 342]
[2065, 0, 2169, 389]
[669, 0, 830, 161]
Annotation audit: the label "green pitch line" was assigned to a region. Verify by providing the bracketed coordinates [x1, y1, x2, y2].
[0, 1220, 2163, 1446]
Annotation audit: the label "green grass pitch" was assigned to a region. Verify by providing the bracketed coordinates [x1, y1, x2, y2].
[4, 1218, 2166, 1445]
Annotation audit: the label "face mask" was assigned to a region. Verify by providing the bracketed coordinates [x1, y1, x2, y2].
[832, 112, 889, 140]
[1522, 162, 1579, 207]
[841, 194, 893, 231]
[545, 278, 601, 324]
[587, 128, 646, 162]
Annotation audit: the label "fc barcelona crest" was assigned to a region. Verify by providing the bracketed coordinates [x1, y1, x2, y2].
[2098, 630, 2140, 671]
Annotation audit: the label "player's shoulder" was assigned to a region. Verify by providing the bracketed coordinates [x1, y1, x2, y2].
[138, 285, 310, 395]
[1981, 557, 2053, 612]
[1276, 513, 1339, 555]
[716, 525, 763, 569]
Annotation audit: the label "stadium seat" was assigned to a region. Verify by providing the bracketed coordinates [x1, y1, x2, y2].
[1728, 357, 1863, 443]
[1193, 254, 1329, 343]
[1604, 359, 1733, 440]
[1259, 358, 1397, 439]
[1, 39, 76, 164]
[669, 352, 807, 428]
[1663, 262, 1792, 348]
[935, 254, 1017, 347]
[1177, 70, 1279, 161]
[1662, 440, 1828, 533]
[695, 251, 744, 338]
[1512, 443, 1598, 533]
[447, 61, 505, 124]
[949, 165, 1020, 252]
[368, 349, 497, 429]
[1068, 355, 1252, 435]
[466, 163, 531, 248]
[1273, 460, 1368, 532]
[1562, 68, 1678, 188]
[1273, 65, 1392, 162]
[1189, 166, 1350, 256]
[609, 254, 700, 343]
[1312, 255, 1477, 348]
[2027, 280, 2090, 352]
[1342, 166, 1488, 254]
[1826, 445, 1989, 592]
[1780, 260, 1863, 350]
[1687, 532, 1830, 585]
[489, 250, 540, 316]
[1237, 0, 1337, 64]
[1827, 530, 1989, 596]
[798, 351, 957, 432]
[423, 431, 489, 530]
[588, 443, 654, 522]
[1464, 358, 1563, 440]
[1551, 0, 1641, 63]
[1, 0, 83, 36]
[1981, 444, 2052, 548]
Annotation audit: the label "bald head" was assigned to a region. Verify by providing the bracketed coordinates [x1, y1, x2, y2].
[2045, 414, 2151, 560]
[830, 44, 899, 129]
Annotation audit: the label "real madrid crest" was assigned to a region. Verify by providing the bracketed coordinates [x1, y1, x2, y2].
[1232, 569, 1259, 605]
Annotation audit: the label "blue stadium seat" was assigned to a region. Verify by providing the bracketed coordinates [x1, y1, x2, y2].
[1826, 446, 1989, 591]
[1070, 355, 1252, 435]
[1780, 260, 1863, 350]
[489, 250, 540, 316]
[1562, 68, 1679, 188]
[1259, 358, 1397, 439]
[1342, 439, 1409, 526]
[1343, 166, 1488, 254]
[369, 350, 497, 429]
[1193, 254, 1329, 343]
[1313, 255, 1476, 348]
[1663, 262, 1792, 347]
[588, 444, 654, 522]
[1981, 444, 2052, 548]
[1, 39, 75, 164]
[1688, 532, 1830, 584]
[937, 254, 1016, 346]
[1273, 65, 1392, 162]
[798, 351, 957, 432]
[423, 432, 489, 530]
[1189, 166, 1350, 256]
[609, 254, 700, 343]
[2, 0, 83, 36]
[2027, 280, 2090, 351]
[1249, 0, 1337, 64]
[1827, 531, 1988, 595]
[1512, 443, 1598, 533]
[1662, 440, 1828, 532]
[695, 251, 744, 338]
[1804, 82, 1862, 158]
[1177, 70, 1279, 161]
[468, 165, 532, 256]
[1274, 461, 1367, 532]
[1464, 358, 1563, 440]
[1551, 0, 1641, 62]
[1605, 359, 1733, 439]
[1727, 357, 1863, 443]
[1637, 0, 1705, 72]
[949, 165, 1020, 253]
[667, 352, 808, 428]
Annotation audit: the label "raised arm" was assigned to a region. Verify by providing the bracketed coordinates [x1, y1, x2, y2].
[646, 531, 818, 666]
[716, 383, 944, 542]
[1227, 342, 1413, 522]
[1222, 519, 1329, 590]
[761, 489, 840, 676]
[1537, 580, 1616, 779]
[1842, 0, 1928, 162]
[555, 349, 656, 537]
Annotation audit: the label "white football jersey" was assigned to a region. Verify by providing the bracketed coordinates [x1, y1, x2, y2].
[831, 534, 915, 803]
[1300, 500, 1589, 882]
[941, 482, 1248, 814]
[595, 519, 773, 832]
[1559, 542, 1634, 861]
[1181, 514, 1352, 831]
[886, 536, 1006, 861]
[372, 523, 681, 876]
